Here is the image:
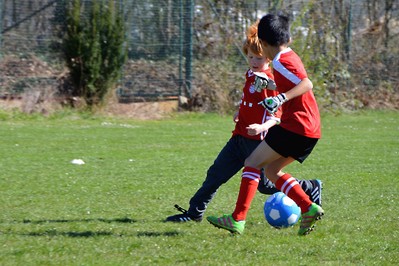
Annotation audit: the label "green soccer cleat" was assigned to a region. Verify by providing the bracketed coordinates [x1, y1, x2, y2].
[206, 214, 245, 234]
[298, 203, 324, 236]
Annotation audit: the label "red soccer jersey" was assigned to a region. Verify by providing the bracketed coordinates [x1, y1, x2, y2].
[272, 48, 321, 138]
[232, 69, 280, 141]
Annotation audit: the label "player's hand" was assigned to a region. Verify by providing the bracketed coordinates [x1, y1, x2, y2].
[253, 72, 277, 92]
[258, 93, 287, 114]
[233, 111, 239, 123]
[246, 124, 264, 136]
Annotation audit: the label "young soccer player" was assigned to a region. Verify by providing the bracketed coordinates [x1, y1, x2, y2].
[165, 21, 322, 224]
[207, 14, 325, 236]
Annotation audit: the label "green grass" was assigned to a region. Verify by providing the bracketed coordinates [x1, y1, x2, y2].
[0, 110, 398, 265]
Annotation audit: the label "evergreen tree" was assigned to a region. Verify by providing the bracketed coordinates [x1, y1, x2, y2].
[63, 0, 127, 107]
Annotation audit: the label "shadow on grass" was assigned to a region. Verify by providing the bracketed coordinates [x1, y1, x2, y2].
[19, 230, 182, 238]
[137, 231, 180, 237]
[20, 217, 136, 224]
[2, 218, 183, 238]
[24, 230, 117, 238]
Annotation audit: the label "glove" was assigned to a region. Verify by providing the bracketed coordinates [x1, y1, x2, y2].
[259, 93, 288, 114]
[253, 72, 277, 92]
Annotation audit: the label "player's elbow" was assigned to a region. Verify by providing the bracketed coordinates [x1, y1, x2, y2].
[305, 78, 313, 90]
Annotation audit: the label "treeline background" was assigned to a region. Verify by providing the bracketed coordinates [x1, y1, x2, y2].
[0, 0, 398, 113]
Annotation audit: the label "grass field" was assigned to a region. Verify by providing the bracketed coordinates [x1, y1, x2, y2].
[0, 110, 398, 265]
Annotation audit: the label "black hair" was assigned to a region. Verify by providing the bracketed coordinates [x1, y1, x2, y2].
[258, 13, 290, 46]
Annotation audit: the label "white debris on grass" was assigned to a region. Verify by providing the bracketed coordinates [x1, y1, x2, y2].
[71, 159, 85, 165]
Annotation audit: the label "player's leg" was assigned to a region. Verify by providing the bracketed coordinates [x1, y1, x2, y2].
[166, 136, 245, 222]
[257, 169, 278, 194]
[208, 126, 324, 235]
[257, 174, 323, 206]
[187, 137, 262, 218]
[263, 125, 324, 235]
[207, 141, 280, 234]
[265, 158, 324, 235]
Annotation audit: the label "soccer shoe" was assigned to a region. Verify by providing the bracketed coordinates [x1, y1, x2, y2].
[206, 214, 245, 234]
[257, 174, 279, 195]
[165, 204, 202, 222]
[298, 203, 324, 236]
[310, 179, 323, 206]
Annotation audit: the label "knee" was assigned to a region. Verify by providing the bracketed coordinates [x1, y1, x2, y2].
[244, 157, 258, 169]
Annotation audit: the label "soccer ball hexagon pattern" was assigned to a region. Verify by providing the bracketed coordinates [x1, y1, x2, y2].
[264, 192, 301, 228]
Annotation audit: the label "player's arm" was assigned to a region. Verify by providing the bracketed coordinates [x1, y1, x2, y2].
[246, 89, 280, 136]
[246, 118, 278, 136]
[284, 78, 313, 100]
[259, 78, 313, 113]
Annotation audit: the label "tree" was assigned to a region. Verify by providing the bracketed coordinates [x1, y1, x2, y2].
[63, 0, 127, 107]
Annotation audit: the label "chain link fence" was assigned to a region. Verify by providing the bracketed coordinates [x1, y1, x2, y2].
[0, 0, 198, 104]
[0, 0, 398, 111]
[0, 0, 61, 102]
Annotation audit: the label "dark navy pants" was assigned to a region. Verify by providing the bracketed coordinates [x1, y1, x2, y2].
[187, 135, 260, 218]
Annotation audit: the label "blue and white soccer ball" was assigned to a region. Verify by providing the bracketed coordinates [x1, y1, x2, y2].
[264, 192, 301, 229]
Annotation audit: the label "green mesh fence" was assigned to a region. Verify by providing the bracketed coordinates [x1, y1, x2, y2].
[0, 0, 397, 106]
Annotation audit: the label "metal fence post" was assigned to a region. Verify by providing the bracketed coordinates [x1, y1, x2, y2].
[184, 0, 194, 98]
[0, 0, 3, 58]
[179, 0, 183, 97]
[346, 0, 353, 61]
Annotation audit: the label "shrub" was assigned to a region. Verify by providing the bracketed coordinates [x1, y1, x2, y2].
[63, 0, 127, 107]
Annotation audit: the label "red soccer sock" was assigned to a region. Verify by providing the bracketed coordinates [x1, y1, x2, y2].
[232, 166, 261, 221]
[275, 173, 312, 213]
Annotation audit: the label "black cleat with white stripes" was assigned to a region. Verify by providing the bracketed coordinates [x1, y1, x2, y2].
[310, 179, 323, 206]
[165, 204, 202, 222]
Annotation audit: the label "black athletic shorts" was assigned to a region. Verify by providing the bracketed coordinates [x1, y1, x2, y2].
[265, 125, 319, 163]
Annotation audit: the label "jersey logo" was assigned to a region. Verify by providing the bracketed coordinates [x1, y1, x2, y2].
[249, 84, 256, 94]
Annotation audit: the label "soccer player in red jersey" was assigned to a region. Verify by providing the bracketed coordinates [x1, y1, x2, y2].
[166, 21, 322, 224]
[207, 14, 324, 235]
